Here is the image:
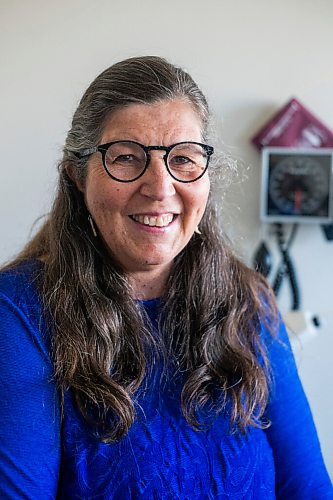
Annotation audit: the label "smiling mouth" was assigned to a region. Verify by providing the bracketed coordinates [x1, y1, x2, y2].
[130, 214, 176, 227]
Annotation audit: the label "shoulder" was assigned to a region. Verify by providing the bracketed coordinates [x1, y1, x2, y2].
[259, 309, 293, 363]
[0, 259, 48, 341]
[0, 259, 43, 308]
[256, 303, 299, 387]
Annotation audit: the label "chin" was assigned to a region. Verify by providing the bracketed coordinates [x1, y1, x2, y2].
[134, 256, 174, 271]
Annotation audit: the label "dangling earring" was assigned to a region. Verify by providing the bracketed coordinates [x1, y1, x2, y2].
[194, 226, 202, 235]
[88, 214, 98, 237]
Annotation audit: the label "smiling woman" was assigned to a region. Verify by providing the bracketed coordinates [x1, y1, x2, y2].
[76, 100, 210, 297]
[0, 56, 332, 498]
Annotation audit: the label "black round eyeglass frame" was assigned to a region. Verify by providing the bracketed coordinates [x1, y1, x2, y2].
[74, 140, 214, 183]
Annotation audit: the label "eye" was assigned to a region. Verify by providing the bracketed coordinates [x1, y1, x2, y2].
[105, 142, 146, 169]
[169, 154, 198, 172]
[102, 141, 147, 181]
[113, 154, 140, 164]
[106, 153, 144, 171]
[168, 143, 207, 172]
[171, 155, 193, 165]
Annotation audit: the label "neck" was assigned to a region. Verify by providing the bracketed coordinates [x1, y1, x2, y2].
[127, 264, 172, 300]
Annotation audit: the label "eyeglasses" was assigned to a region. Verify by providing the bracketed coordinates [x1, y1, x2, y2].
[75, 140, 214, 183]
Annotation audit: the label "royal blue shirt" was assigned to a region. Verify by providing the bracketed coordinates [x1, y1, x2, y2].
[0, 260, 332, 498]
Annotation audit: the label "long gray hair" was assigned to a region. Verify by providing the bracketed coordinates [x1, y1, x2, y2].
[10, 56, 276, 442]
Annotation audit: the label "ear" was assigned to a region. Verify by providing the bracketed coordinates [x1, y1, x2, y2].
[65, 164, 85, 193]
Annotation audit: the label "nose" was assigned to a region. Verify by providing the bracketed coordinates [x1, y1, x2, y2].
[139, 153, 176, 200]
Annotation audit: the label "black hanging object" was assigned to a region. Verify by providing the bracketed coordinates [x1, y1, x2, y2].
[253, 241, 272, 278]
[322, 224, 333, 241]
[272, 224, 301, 311]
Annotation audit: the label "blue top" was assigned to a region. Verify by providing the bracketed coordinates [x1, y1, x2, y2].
[0, 260, 332, 499]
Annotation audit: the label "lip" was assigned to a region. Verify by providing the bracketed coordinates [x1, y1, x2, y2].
[129, 212, 178, 216]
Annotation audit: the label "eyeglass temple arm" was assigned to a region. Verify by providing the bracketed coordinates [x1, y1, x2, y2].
[73, 146, 99, 159]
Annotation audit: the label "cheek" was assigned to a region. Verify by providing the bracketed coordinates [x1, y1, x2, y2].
[85, 181, 122, 218]
[84, 163, 122, 211]
[185, 182, 210, 220]
[86, 188, 109, 218]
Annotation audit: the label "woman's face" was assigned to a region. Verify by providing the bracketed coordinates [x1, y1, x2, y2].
[83, 99, 210, 278]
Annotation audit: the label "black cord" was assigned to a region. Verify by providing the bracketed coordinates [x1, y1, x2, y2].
[272, 223, 301, 310]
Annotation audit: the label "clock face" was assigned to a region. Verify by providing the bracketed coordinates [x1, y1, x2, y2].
[265, 152, 332, 219]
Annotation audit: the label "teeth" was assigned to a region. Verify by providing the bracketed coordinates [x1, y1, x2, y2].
[132, 214, 174, 227]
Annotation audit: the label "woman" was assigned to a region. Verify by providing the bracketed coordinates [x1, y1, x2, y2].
[0, 56, 331, 498]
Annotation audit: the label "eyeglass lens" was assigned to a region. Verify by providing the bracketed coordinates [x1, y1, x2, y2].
[104, 142, 209, 182]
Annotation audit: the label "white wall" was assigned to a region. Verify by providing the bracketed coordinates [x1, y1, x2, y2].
[1, 0, 333, 478]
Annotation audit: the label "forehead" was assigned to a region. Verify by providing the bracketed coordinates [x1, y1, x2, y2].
[100, 99, 203, 145]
